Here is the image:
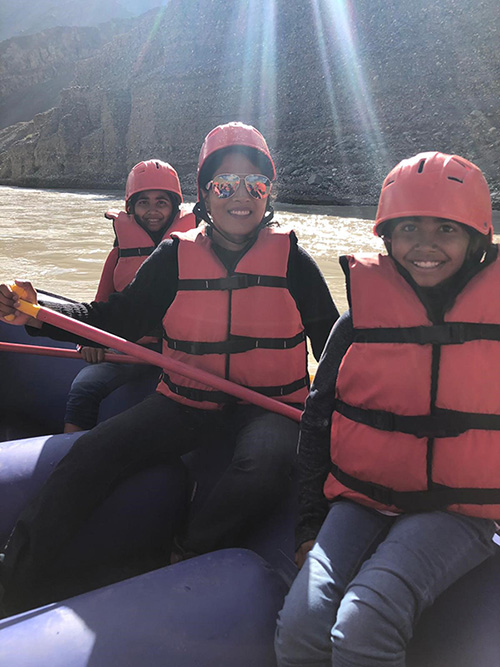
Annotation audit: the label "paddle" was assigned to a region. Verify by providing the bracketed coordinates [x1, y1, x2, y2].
[8, 290, 303, 423]
[0, 341, 143, 364]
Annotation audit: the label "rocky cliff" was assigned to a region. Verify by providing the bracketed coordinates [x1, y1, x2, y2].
[0, 0, 498, 206]
[0, 21, 138, 129]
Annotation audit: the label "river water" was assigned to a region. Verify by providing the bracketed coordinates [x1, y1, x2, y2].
[2, 184, 499, 322]
[0, 185, 385, 316]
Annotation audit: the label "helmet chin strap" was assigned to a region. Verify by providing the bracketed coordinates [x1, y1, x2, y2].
[193, 202, 274, 247]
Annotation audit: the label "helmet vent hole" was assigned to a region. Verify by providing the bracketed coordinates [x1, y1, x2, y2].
[417, 159, 426, 173]
[385, 178, 395, 187]
[447, 176, 464, 183]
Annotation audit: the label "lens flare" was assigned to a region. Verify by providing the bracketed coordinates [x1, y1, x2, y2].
[132, 3, 169, 75]
[224, 0, 277, 145]
[312, 0, 389, 165]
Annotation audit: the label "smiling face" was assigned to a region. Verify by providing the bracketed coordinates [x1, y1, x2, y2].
[388, 216, 471, 287]
[202, 153, 269, 249]
[133, 189, 173, 233]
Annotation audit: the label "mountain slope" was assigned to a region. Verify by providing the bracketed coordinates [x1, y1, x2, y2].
[0, 0, 498, 205]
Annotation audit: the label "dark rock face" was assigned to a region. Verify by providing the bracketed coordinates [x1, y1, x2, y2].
[0, 0, 498, 206]
[0, 23, 137, 130]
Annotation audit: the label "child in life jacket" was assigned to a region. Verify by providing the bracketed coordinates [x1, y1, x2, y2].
[64, 160, 195, 433]
[275, 152, 499, 667]
[0, 122, 339, 615]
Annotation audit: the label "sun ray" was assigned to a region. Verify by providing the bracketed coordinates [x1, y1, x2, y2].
[216, 1, 278, 143]
[315, 0, 389, 165]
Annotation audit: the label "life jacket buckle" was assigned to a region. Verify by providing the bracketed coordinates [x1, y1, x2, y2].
[369, 484, 392, 505]
[447, 323, 466, 344]
[234, 274, 250, 289]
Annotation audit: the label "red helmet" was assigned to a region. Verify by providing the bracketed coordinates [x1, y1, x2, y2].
[197, 122, 276, 198]
[374, 152, 492, 237]
[125, 160, 183, 206]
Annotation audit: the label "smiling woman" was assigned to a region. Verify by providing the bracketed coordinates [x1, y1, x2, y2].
[386, 216, 472, 287]
[133, 191, 173, 233]
[0, 122, 340, 616]
[194, 122, 277, 250]
[275, 151, 500, 667]
[61, 159, 196, 434]
[202, 154, 270, 248]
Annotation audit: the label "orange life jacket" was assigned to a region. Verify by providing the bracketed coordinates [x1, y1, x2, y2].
[156, 226, 309, 410]
[106, 210, 195, 292]
[324, 251, 500, 519]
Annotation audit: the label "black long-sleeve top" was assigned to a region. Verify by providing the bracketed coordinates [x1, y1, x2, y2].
[295, 311, 353, 549]
[31, 231, 339, 365]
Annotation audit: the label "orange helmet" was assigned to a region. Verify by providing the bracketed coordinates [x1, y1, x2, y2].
[374, 152, 492, 237]
[125, 160, 183, 207]
[197, 122, 276, 198]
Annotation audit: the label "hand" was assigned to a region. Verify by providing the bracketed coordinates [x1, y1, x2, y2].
[295, 540, 315, 569]
[0, 280, 40, 327]
[79, 346, 107, 364]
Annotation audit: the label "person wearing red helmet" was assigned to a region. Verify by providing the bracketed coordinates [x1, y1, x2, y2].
[0, 123, 339, 614]
[275, 152, 499, 666]
[63, 159, 195, 433]
[193, 121, 277, 247]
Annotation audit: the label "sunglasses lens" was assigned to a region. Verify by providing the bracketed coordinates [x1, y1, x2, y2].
[209, 174, 240, 199]
[207, 174, 272, 199]
[244, 174, 271, 200]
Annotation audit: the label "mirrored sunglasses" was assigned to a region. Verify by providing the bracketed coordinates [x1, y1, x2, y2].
[205, 174, 272, 200]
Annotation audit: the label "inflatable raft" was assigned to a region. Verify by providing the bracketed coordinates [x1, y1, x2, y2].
[1, 315, 499, 666]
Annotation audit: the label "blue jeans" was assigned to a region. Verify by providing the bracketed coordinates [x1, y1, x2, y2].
[64, 361, 155, 429]
[275, 500, 497, 667]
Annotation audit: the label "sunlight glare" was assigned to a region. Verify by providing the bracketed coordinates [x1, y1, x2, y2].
[313, 0, 389, 164]
[229, 0, 278, 145]
[132, 3, 169, 75]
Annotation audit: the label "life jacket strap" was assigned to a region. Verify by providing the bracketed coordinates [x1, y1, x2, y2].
[163, 331, 305, 355]
[177, 274, 288, 291]
[118, 247, 155, 258]
[331, 463, 500, 511]
[335, 400, 500, 438]
[161, 373, 309, 403]
[353, 322, 500, 345]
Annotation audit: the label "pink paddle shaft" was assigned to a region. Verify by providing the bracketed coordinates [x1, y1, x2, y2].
[0, 341, 142, 364]
[30, 305, 303, 422]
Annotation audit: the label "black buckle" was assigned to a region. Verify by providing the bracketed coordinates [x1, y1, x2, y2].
[230, 274, 251, 289]
[216, 275, 251, 290]
[446, 323, 466, 344]
[370, 484, 392, 505]
[423, 323, 466, 345]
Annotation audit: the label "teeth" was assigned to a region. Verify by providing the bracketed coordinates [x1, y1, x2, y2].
[412, 260, 441, 268]
[229, 210, 250, 216]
